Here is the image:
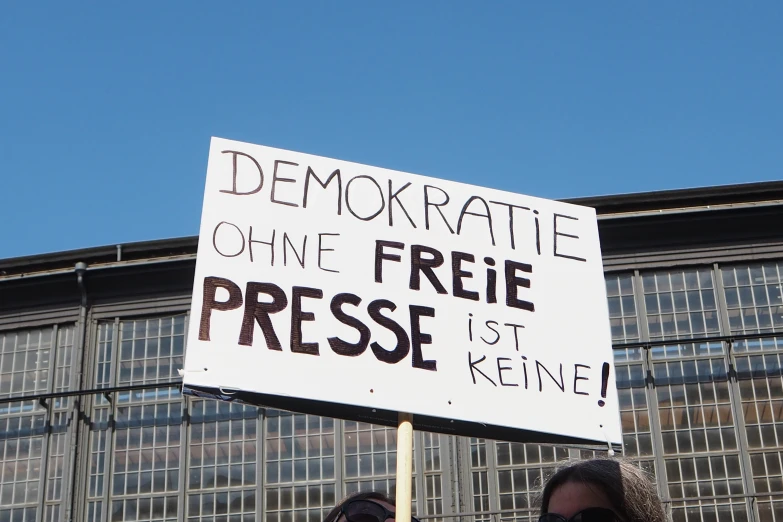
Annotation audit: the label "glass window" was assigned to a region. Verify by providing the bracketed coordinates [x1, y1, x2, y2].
[614, 349, 654, 462]
[85, 323, 113, 522]
[665, 454, 744, 499]
[0, 412, 46, 522]
[642, 269, 720, 340]
[0, 328, 53, 410]
[15, 261, 783, 522]
[469, 438, 491, 522]
[187, 489, 254, 522]
[722, 262, 783, 334]
[756, 497, 783, 522]
[45, 326, 76, 522]
[734, 338, 783, 450]
[422, 432, 444, 520]
[0, 326, 74, 522]
[188, 400, 258, 521]
[605, 274, 640, 342]
[653, 344, 736, 455]
[750, 451, 783, 495]
[87, 316, 186, 522]
[344, 421, 402, 487]
[669, 498, 748, 522]
[342, 421, 432, 518]
[495, 442, 567, 522]
[651, 341, 748, 521]
[752, 451, 783, 522]
[266, 411, 336, 522]
[117, 315, 185, 386]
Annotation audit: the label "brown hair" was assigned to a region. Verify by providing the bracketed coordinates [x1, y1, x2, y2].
[323, 491, 395, 522]
[539, 458, 666, 522]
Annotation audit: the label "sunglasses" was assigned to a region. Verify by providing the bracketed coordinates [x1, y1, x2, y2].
[539, 507, 621, 522]
[340, 499, 421, 522]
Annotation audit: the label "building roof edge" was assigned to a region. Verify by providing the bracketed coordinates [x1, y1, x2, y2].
[564, 180, 783, 214]
[3, 180, 783, 274]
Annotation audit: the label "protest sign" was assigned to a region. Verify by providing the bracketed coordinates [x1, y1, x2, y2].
[182, 137, 621, 448]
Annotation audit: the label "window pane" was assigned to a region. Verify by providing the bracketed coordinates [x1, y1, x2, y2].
[721, 262, 783, 334]
[735, 339, 783, 450]
[90, 317, 186, 522]
[605, 274, 639, 342]
[266, 411, 336, 522]
[642, 269, 719, 341]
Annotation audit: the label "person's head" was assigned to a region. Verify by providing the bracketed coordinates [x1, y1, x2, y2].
[538, 458, 666, 522]
[323, 491, 417, 522]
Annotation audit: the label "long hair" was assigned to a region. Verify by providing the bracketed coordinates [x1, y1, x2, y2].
[539, 459, 666, 522]
[323, 491, 394, 522]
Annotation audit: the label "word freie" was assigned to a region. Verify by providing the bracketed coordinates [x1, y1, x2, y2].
[198, 276, 439, 371]
[375, 240, 535, 311]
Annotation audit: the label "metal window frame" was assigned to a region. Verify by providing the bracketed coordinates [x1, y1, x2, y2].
[715, 262, 760, 521]
[99, 318, 119, 522]
[426, 432, 455, 520]
[40, 324, 79, 522]
[630, 267, 670, 500]
[72, 308, 193, 522]
[102, 314, 189, 522]
[0, 324, 69, 522]
[7, 259, 783, 522]
[183, 394, 263, 521]
[457, 262, 781, 522]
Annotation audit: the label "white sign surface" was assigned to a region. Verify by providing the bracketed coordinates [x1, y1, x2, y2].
[183, 137, 621, 447]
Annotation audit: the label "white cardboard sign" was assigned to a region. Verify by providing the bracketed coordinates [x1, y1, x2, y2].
[183, 137, 621, 447]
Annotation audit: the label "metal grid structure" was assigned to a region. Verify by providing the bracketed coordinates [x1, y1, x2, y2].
[265, 411, 336, 522]
[1, 326, 74, 522]
[0, 257, 783, 522]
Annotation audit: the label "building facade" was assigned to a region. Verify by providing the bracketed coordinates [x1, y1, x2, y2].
[1, 182, 782, 522]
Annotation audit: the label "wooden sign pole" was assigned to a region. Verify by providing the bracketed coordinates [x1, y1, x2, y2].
[395, 412, 414, 521]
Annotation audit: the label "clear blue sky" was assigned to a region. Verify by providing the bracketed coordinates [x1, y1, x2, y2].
[1, 3, 781, 259]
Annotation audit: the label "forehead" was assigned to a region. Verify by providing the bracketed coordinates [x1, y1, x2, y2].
[546, 481, 614, 519]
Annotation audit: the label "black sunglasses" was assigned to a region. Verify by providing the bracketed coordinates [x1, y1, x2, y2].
[341, 499, 421, 522]
[539, 507, 621, 522]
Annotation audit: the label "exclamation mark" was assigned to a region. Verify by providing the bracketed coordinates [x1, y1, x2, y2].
[598, 362, 610, 407]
